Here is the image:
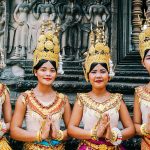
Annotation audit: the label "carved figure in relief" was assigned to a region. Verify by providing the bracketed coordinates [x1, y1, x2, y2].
[58, 0, 82, 60]
[11, 0, 36, 59]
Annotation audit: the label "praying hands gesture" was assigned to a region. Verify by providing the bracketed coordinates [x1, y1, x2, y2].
[40, 115, 63, 141]
[96, 114, 110, 138]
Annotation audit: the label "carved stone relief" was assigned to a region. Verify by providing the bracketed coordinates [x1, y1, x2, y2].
[6, 0, 111, 61]
[0, 0, 6, 68]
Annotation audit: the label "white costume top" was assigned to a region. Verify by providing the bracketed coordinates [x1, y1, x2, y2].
[77, 93, 122, 131]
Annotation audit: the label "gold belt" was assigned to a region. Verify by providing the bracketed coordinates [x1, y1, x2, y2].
[24, 142, 65, 150]
[78, 140, 117, 150]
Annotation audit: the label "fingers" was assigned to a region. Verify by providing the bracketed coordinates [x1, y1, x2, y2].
[100, 113, 110, 125]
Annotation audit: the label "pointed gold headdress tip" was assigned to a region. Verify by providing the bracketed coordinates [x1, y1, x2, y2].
[139, 12, 150, 60]
[33, 20, 60, 68]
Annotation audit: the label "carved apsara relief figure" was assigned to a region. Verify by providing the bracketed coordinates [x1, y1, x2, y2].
[0, 1, 6, 51]
[10, 0, 36, 59]
[58, 0, 82, 60]
[84, 0, 110, 43]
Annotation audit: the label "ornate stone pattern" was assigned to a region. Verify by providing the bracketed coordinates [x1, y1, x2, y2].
[131, 0, 142, 51]
[0, 0, 6, 68]
[146, 0, 150, 18]
[6, 0, 111, 61]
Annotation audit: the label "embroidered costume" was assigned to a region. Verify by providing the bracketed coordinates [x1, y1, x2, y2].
[20, 90, 67, 150]
[77, 93, 125, 150]
[0, 83, 12, 150]
[137, 16, 150, 149]
[135, 86, 150, 150]
[77, 23, 126, 149]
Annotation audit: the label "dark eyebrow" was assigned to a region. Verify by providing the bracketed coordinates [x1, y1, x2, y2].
[40, 67, 55, 69]
[40, 67, 47, 69]
[145, 54, 150, 57]
[92, 68, 106, 71]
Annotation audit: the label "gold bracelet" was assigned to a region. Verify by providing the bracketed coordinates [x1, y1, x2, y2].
[56, 130, 64, 141]
[36, 130, 42, 142]
[141, 123, 149, 136]
[90, 129, 98, 140]
[110, 130, 117, 143]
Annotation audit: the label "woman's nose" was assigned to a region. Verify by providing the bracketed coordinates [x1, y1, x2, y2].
[96, 72, 102, 78]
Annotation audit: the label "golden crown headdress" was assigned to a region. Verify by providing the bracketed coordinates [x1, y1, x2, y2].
[83, 24, 114, 82]
[33, 20, 60, 68]
[139, 12, 150, 60]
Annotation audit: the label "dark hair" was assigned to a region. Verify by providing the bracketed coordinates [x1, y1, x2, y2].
[33, 59, 57, 71]
[89, 62, 108, 73]
[143, 49, 150, 59]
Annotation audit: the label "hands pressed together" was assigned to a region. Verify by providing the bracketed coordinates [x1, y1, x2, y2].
[91, 113, 122, 145]
[37, 115, 64, 142]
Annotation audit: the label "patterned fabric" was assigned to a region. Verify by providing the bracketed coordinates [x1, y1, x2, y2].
[76, 93, 122, 130]
[78, 139, 126, 150]
[135, 86, 150, 149]
[21, 90, 67, 149]
[23, 141, 64, 150]
[0, 84, 11, 149]
[0, 137, 12, 150]
[0, 83, 9, 120]
[76, 93, 125, 149]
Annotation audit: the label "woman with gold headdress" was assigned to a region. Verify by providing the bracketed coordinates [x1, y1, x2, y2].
[133, 23, 150, 150]
[0, 68, 12, 150]
[10, 20, 71, 150]
[68, 26, 135, 149]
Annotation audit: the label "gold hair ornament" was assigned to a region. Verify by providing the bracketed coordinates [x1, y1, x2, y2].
[33, 20, 60, 68]
[139, 10, 150, 60]
[83, 24, 114, 82]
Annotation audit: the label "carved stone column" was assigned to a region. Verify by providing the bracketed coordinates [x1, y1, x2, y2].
[0, 0, 6, 68]
[146, 0, 150, 18]
[131, 0, 142, 51]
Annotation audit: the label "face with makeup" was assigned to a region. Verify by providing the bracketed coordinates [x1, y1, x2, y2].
[88, 63, 109, 89]
[143, 50, 150, 74]
[34, 61, 57, 86]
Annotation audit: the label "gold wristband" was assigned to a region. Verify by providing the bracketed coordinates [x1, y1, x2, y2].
[36, 130, 42, 142]
[141, 123, 150, 137]
[110, 130, 117, 142]
[90, 129, 98, 140]
[56, 130, 64, 141]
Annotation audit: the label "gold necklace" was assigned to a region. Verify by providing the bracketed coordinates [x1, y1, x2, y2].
[89, 92, 110, 103]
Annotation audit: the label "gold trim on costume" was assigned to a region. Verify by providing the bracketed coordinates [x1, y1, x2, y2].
[0, 83, 9, 104]
[0, 137, 12, 150]
[77, 93, 122, 115]
[24, 142, 64, 150]
[21, 90, 66, 119]
[78, 140, 117, 150]
[135, 86, 150, 106]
